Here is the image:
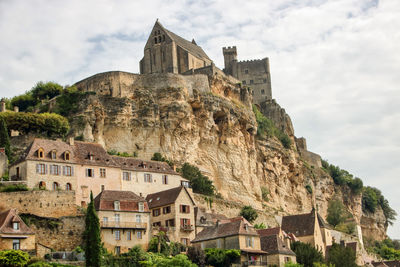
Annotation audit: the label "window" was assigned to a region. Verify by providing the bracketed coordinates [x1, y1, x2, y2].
[261, 89, 265, 95]
[163, 206, 171, 214]
[39, 181, 46, 189]
[38, 148, 44, 158]
[114, 214, 120, 223]
[242, 80, 246, 85]
[201, 242, 205, 249]
[137, 231, 142, 239]
[64, 151, 70, 161]
[50, 165, 60, 175]
[138, 202, 144, 212]
[51, 150, 57, 159]
[144, 173, 152, 183]
[114, 201, 120, 211]
[181, 181, 190, 188]
[154, 37, 157, 44]
[153, 209, 160, 217]
[13, 222, 19, 230]
[115, 230, 121, 240]
[153, 222, 161, 227]
[103, 217, 108, 225]
[63, 166, 73, 176]
[66, 183, 72, 191]
[115, 246, 120, 255]
[180, 218, 190, 227]
[53, 182, 59, 191]
[12, 239, 20, 250]
[36, 164, 46, 174]
[100, 168, 106, 178]
[166, 219, 175, 227]
[244, 69, 249, 74]
[162, 175, 168, 184]
[181, 238, 188, 246]
[88, 154, 94, 161]
[101, 185, 105, 191]
[136, 215, 142, 223]
[250, 80, 254, 84]
[180, 205, 190, 213]
[123, 172, 131, 181]
[263, 78, 267, 83]
[285, 257, 290, 263]
[246, 236, 254, 248]
[85, 168, 94, 177]
[127, 231, 131, 241]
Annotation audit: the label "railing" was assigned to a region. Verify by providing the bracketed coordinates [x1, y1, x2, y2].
[180, 225, 194, 231]
[152, 226, 176, 232]
[100, 221, 147, 229]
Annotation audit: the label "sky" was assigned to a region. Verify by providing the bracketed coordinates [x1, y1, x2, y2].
[0, 0, 399, 238]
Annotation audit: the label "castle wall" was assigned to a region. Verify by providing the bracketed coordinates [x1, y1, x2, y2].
[0, 191, 79, 218]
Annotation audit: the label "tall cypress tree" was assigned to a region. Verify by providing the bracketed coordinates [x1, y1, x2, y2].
[84, 191, 101, 267]
[0, 117, 10, 158]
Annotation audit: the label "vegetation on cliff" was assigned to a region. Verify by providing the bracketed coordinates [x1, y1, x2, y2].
[291, 241, 324, 267]
[239, 205, 258, 223]
[84, 192, 101, 267]
[366, 238, 400, 260]
[0, 117, 11, 158]
[321, 160, 363, 194]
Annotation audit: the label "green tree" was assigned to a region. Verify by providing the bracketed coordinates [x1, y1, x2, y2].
[362, 186, 378, 213]
[254, 222, 267, 229]
[291, 241, 323, 267]
[327, 243, 357, 267]
[10, 93, 36, 112]
[0, 250, 30, 267]
[0, 117, 11, 158]
[187, 246, 206, 267]
[239, 206, 258, 223]
[84, 191, 101, 267]
[180, 162, 215, 196]
[31, 81, 63, 101]
[147, 231, 171, 256]
[122, 245, 146, 265]
[327, 199, 347, 227]
[205, 248, 240, 267]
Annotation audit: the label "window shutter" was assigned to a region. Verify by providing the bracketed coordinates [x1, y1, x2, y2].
[92, 168, 95, 178]
[71, 166, 74, 176]
[63, 166, 65, 175]
[180, 205, 182, 213]
[150, 174, 152, 182]
[49, 165, 53, 174]
[36, 164, 39, 173]
[180, 218, 184, 226]
[85, 169, 88, 177]
[188, 219, 190, 225]
[45, 164, 48, 174]
[187, 206, 190, 213]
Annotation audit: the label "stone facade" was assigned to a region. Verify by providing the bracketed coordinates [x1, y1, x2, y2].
[140, 21, 212, 74]
[223, 46, 272, 104]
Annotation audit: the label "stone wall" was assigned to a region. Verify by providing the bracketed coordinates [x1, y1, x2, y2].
[299, 149, 322, 168]
[259, 99, 295, 139]
[0, 190, 80, 218]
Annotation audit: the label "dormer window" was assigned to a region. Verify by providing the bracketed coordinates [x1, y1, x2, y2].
[114, 201, 120, 211]
[38, 148, 44, 158]
[88, 153, 94, 161]
[13, 222, 19, 230]
[138, 202, 144, 212]
[51, 150, 57, 159]
[244, 224, 248, 231]
[64, 151, 70, 161]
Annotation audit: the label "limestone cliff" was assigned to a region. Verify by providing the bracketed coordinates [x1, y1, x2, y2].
[70, 71, 387, 240]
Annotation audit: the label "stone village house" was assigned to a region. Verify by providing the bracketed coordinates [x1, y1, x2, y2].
[146, 186, 196, 246]
[8, 138, 190, 206]
[94, 190, 150, 255]
[0, 209, 35, 252]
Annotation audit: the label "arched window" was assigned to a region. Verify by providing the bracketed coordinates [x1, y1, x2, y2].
[158, 36, 161, 42]
[66, 183, 72, 191]
[53, 182, 59, 191]
[38, 148, 44, 158]
[64, 151, 70, 161]
[51, 150, 57, 159]
[39, 181, 46, 190]
[114, 201, 120, 211]
[154, 37, 157, 44]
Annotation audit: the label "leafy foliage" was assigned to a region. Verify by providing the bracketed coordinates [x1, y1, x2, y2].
[0, 111, 69, 137]
[0, 250, 30, 267]
[291, 241, 324, 267]
[326, 243, 357, 267]
[0, 184, 29, 192]
[187, 246, 206, 267]
[151, 152, 174, 167]
[180, 163, 215, 196]
[204, 248, 240, 267]
[141, 253, 197, 267]
[84, 192, 101, 267]
[252, 105, 291, 149]
[285, 263, 303, 267]
[0, 117, 11, 158]
[254, 222, 267, 229]
[327, 199, 349, 227]
[108, 149, 137, 158]
[321, 160, 363, 194]
[362, 186, 397, 225]
[239, 205, 258, 223]
[31, 81, 63, 101]
[54, 86, 91, 116]
[147, 232, 186, 256]
[10, 93, 36, 112]
[367, 238, 400, 260]
[261, 186, 269, 201]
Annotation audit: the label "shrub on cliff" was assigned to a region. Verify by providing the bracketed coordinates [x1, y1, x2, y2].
[54, 86, 92, 116]
[180, 162, 215, 196]
[327, 199, 348, 227]
[239, 205, 258, 223]
[291, 241, 323, 267]
[327, 243, 357, 267]
[321, 160, 363, 194]
[362, 186, 396, 225]
[0, 111, 69, 137]
[84, 191, 101, 267]
[0, 117, 11, 158]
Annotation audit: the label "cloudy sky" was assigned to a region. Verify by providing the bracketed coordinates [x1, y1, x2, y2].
[0, 0, 399, 238]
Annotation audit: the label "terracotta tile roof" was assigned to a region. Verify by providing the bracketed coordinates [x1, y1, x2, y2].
[94, 190, 149, 212]
[257, 227, 281, 237]
[260, 234, 296, 256]
[0, 209, 34, 235]
[146, 186, 194, 209]
[192, 217, 258, 243]
[281, 210, 317, 237]
[112, 156, 179, 175]
[384, 260, 400, 267]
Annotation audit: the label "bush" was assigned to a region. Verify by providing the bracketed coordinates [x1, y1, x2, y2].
[321, 160, 363, 194]
[305, 185, 313, 194]
[180, 163, 215, 196]
[187, 246, 206, 267]
[31, 81, 63, 101]
[362, 186, 378, 213]
[239, 205, 258, 223]
[261, 186, 269, 201]
[54, 86, 89, 117]
[10, 93, 36, 112]
[254, 222, 267, 229]
[0, 111, 69, 137]
[28, 262, 52, 267]
[326, 243, 357, 267]
[205, 248, 240, 267]
[0, 250, 30, 267]
[291, 241, 323, 267]
[285, 263, 303, 267]
[326, 199, 348, 227]
[0, 184, 29, 192]
[252, 105, 291, 148]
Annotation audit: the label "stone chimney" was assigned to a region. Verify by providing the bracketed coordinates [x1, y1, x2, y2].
[13, 106, 19, 112]
[69, 137, 75, 146]
[0, 99, 5, 112]
[172, 164, 176, 172]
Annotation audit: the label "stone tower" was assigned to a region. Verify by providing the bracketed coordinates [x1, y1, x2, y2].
[222, 46, 237, 75]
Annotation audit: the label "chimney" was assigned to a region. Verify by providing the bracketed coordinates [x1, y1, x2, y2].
[69, 137, 74, 146]
[173, 164, 176, 172]
[13, 106, 19, 112]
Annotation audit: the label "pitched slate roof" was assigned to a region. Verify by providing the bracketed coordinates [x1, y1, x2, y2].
[260, 234, 296, 256]
[146, 186, 194, 209]
[281, 210, 318, 237]
[0, 209, 34, 235]
[112, 156, 179, 175]
[156, 21, 211, 61]
[94, 190, 149, 212]
[257, 227, 281, 237]
[192, 217, 258, 243]
[195, 208, 228, 226]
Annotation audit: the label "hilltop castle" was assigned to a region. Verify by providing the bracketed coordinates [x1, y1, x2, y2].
[140, 20, 272, 104]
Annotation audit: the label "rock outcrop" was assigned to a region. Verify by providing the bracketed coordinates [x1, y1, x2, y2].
[69, 71, 387, 240]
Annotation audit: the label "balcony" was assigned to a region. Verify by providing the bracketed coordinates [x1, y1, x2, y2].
[100, 221, 147, 229]
[180, 225, 194, 232]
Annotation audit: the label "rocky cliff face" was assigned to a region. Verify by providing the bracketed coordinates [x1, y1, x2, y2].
[70, 71, 387, 240]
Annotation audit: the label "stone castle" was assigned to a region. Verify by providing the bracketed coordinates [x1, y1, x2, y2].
[139, 20, 272, 104]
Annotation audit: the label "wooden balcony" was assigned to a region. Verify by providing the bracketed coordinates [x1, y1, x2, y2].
[180, 225, 194, 232]
[100, 221, 147, 229]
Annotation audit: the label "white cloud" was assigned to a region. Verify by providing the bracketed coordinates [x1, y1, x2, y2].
[0, 0, 399, 238]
